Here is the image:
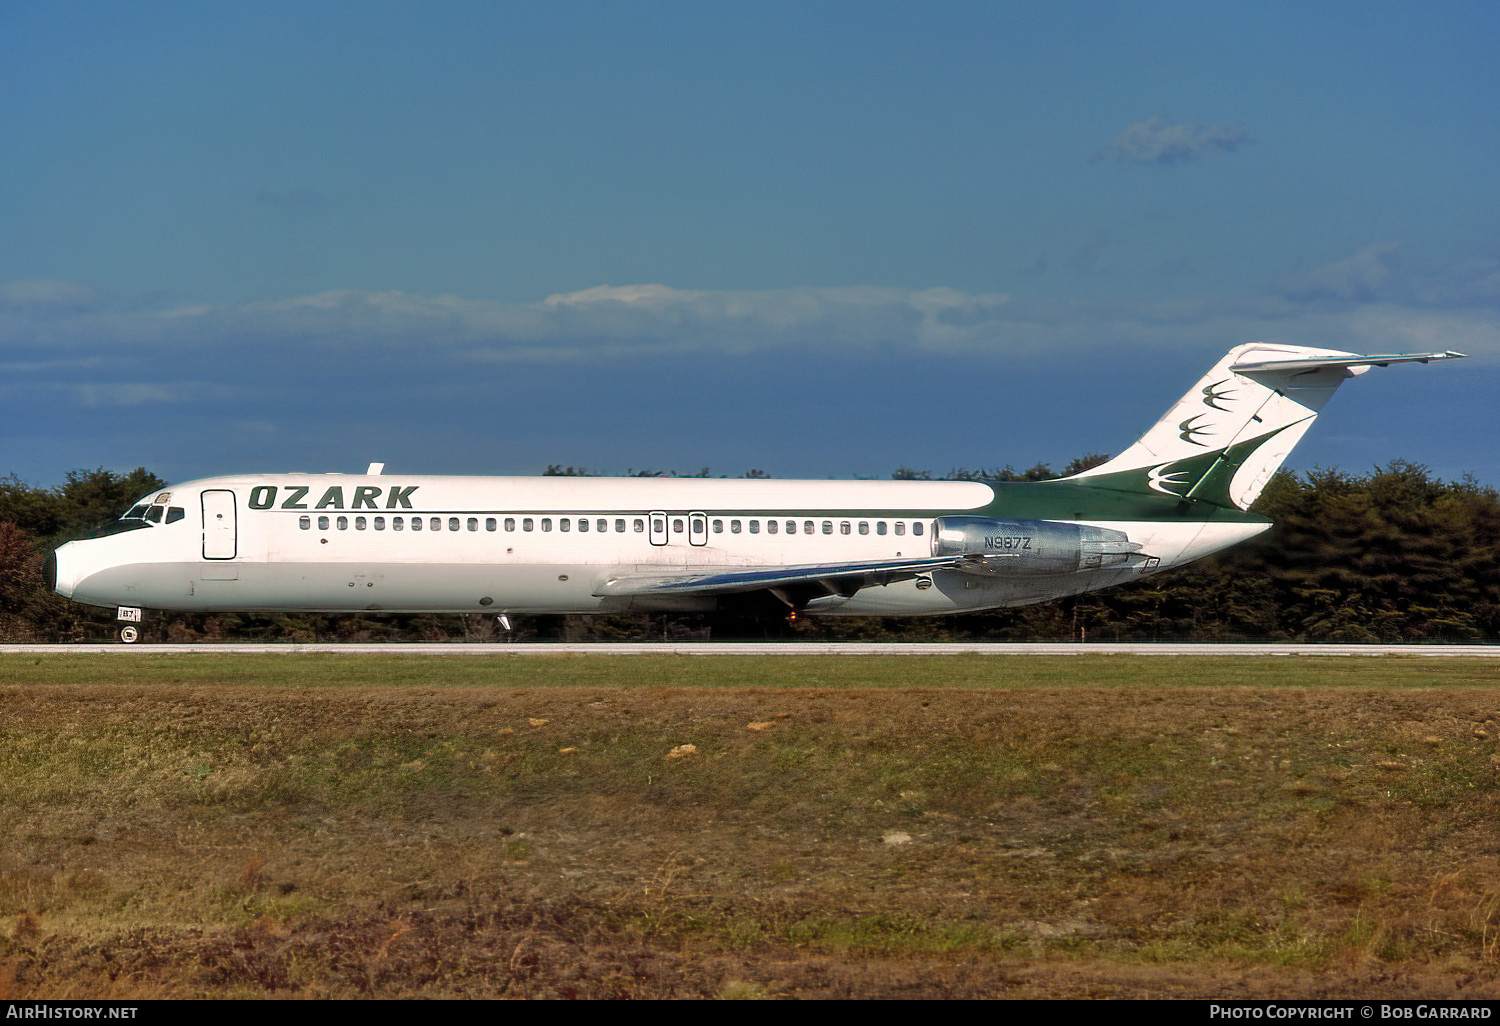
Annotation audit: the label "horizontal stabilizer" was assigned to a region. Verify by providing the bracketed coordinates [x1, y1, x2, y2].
[1229, 350, 1465, 374]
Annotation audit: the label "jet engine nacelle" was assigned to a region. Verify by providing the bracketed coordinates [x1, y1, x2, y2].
[931, 516, 1140, 576]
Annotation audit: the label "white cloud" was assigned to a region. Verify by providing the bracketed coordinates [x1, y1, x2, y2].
[70, 383, 182, 407]
[1280, 243, 1399, 302]
[1276, 245, 1500, 315]
[2, 283, 1022, 358]
[0, 380, 214, 408]
[1343, 305, 1498, 355]
[1, 278, 1495, 372]
[1095, 116, 1252, 165]
[544, 284, 680, 306]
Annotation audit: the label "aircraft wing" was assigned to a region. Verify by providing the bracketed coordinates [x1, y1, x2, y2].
[594, 555, 963, 599]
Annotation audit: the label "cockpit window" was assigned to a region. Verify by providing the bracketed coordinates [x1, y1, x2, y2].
[103, 498, 185, 534]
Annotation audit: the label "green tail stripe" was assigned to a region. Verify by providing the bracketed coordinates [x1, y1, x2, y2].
[1075, 421, 1307, 510]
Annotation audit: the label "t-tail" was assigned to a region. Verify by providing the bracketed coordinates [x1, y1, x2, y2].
[1067, 343, 1466, 510]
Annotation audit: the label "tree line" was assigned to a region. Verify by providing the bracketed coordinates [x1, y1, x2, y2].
[1, 460, 1496, 643]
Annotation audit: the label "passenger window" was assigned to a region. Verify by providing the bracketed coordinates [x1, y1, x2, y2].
[840, 522, 850, 535]
[633, 519, 644, 533]
[803, 521, 814, 535]
[673, 518, 684, 533]
[468, 517, 478, 531]
[822, 521, 832, 535]
[355, 516, 367, 530]
[560, 518, 570, 532]
[859, 522, 869, 535]
[730, 520, 741, 534]
[749, 520, 759, 534]
[299, 516, 311, 530]
[486, 518, 496, 531]
[788, 521, 798, 534]
[374, 517, 385, 530]
[523, 518, 534, 532]
[394, 517, 404, 531]
[541, 518, 552, 532]
[578, 518, 588, 532]
[713, 520, 724, 533]
[449, 517, 461, 531]
[318, 516, 330, 530]
[598, 519, 608, 532]
[895, 522, 906, 536]
[430, 518, 441, 531]
[652, 518, 664, 533]
[505, 518, 516, 531]
[767, 520, 778, 534]
[913, 522, 924, 537]
[337, 516, 349, 530]
[412, 517, 423, 531]
[877, 522, 887, 535]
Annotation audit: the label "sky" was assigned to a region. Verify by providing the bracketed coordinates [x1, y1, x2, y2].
[2, 0, 1498, 490]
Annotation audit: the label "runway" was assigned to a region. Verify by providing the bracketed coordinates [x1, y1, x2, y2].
[4, 642, 1500, 656]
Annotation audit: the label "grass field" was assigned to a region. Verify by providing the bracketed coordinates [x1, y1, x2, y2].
[1, 654, 1498, 999]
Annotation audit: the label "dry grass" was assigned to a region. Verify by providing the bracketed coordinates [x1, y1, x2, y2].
[0, 654, 1497, 997]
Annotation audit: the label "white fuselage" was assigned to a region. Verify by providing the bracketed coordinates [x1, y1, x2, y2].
[51, 473, 1264, 617]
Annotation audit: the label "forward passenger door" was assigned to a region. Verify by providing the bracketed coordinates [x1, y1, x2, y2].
[201, 490, 237, 559]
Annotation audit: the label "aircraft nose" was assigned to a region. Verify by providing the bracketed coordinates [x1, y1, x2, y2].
[50, 542, 76, 598]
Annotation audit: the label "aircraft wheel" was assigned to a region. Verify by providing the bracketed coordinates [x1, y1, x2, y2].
[118, 626, 139, 644]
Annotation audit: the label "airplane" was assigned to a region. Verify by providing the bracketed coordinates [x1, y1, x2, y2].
[50, 343, 1464, 642]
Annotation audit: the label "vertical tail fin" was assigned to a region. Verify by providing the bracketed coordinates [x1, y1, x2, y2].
[1069, 343, 1464, 510]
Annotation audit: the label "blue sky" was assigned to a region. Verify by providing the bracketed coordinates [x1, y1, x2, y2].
[3, 0, 1497, 489]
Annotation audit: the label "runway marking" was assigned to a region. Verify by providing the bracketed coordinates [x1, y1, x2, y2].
[3, 643, 1500, 657]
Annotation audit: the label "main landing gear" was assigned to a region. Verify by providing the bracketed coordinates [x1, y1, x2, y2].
[115, 606, 143, 644]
